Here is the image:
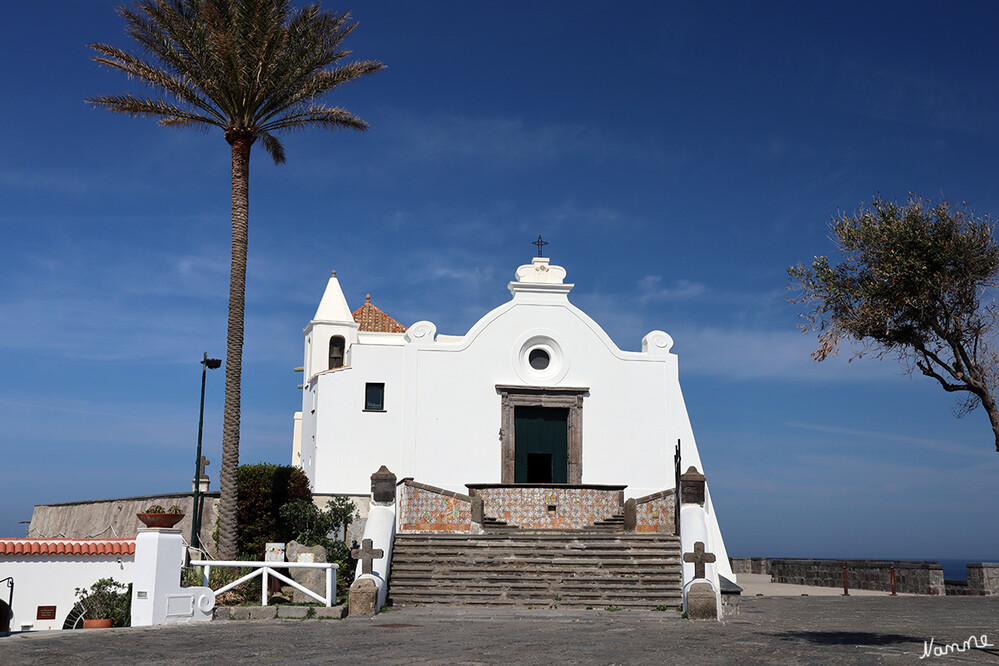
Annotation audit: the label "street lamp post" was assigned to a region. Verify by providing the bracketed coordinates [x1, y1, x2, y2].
[192, 352, 222, 551]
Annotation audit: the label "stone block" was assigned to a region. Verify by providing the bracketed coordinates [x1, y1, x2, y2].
[371, 465, 397, 504]
[277, 606, 310, 619]
[686, 581, 717, 621]
[349, 578, 378, 616]
[212, 607, 232, 621]
[247, 606, 278, 620]
[286, 540, 329, 603]
[680, 467, 705, 506]
[230, 607, 251, 620]
[623, 499, 636, 532]
[314, 605, 348, 619]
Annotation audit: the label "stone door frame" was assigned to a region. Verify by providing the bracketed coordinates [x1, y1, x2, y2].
[496, 385, 588, 484]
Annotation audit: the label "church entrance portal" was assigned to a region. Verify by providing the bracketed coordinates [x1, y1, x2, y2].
[514, 406, 568, 483]
[497, 385, 586, 484]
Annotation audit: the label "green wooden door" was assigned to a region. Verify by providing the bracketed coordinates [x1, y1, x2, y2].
[514, 406, 569, 483]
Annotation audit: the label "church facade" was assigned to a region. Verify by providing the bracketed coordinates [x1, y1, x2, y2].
[292, 256, 733, 582]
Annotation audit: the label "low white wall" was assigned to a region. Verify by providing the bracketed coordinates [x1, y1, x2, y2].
[353, 503, 396, 611]
[680, 504, 721, 620]
[0, 555, 133, 631]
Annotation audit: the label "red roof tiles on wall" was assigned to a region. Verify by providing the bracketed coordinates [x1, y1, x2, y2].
[0, 538, 135, 556]
[352, 294, 408, 333]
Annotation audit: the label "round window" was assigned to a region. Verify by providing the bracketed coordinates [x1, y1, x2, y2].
[528, 348, 550, 370]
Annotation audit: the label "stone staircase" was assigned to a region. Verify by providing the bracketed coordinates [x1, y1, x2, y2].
[388, 532, 682, 609]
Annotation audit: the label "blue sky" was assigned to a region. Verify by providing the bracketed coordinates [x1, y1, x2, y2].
[2, 1, 998, 561]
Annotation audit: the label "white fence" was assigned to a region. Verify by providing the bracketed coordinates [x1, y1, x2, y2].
[190, 560, 338, 607]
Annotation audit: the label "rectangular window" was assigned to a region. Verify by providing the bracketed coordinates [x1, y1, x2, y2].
[364, 382, 385, 411]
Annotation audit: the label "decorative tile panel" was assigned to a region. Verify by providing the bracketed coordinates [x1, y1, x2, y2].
[473, 485, 623, 529]
[399, 482, 471, 532]
[634, 490, 676, 534]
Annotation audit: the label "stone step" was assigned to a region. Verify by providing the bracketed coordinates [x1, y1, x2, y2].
[390, 554, 681, 565]
[390, 597, 683, 609]
[394, 542, 680, 557]
[396, 529, 680, 543]
[389, 588, 684, 600]
[389, 579, 682, 592]
[396, 533, 680, 548]
[389, 532, 682, 610]
[389, 592, 684, 608]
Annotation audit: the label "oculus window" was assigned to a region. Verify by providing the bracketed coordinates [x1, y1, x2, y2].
[364, 382, 385, 411]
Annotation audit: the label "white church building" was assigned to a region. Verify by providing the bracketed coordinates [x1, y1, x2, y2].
[292, 254, 734, 611]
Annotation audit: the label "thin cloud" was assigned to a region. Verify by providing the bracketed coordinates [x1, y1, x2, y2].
[783, 421, 994, 459]
[637, 276, 707, 304]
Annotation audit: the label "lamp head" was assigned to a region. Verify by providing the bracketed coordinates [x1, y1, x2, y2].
[204, 358, 222, 369]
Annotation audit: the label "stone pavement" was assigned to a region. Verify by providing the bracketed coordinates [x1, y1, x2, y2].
[2, 596, 998, 664]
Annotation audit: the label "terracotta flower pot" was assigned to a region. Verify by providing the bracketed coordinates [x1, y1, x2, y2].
[83, 618, 113, 629]
[136, 512, 184, 528]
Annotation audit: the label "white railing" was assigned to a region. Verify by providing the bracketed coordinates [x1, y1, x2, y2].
[189, 560, 338, 607]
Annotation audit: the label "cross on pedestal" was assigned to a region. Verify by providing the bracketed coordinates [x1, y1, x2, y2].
[351, 538, 384, 575]
[197, 456, 210, 479]
[683, 541, 716, 580]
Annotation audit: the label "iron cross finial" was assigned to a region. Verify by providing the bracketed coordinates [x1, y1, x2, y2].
[532, 235, 549, 257]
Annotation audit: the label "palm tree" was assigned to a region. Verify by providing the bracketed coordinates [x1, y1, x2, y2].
[88, 0, 383, 559]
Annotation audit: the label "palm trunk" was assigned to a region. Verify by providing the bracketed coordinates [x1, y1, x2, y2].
[218, 133, 253, 560]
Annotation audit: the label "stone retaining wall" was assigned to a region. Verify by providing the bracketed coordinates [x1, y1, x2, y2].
[633, 490, 675, 534]
[468, 484, 624, 530]
[398, 481, 471, 532]
[28, 493, 219, 552]
[771, 558, 945, 595]
[730, 557, 771, 575]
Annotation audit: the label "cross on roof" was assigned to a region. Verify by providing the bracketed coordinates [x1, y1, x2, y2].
[351, 538, 384, 575]
[683, 540, 716, 579]
[532, 235, 549, 257]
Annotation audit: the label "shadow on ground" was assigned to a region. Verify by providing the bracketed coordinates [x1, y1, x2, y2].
[774, 631, 917, 646]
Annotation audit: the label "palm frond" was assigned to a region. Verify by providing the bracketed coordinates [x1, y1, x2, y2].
[258, 130, 286, 164]
[259, 105, 368, 133]
[91, 0, 382, 155]
[86, 93, 222, 129]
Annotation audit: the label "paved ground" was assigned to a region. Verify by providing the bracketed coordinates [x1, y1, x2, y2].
[2, 596, 998, 665]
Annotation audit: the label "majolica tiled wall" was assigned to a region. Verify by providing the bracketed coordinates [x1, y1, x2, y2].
[476, 486, 622, 529]
[398, 482, 471, 532]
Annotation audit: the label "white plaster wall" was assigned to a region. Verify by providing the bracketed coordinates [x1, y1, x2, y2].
[407, 301, 676, 495]
[312, 344, 406, 495]
[0, 555, 133, 631]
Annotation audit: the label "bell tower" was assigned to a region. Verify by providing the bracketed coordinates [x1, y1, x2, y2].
[303, 270, 359, 378]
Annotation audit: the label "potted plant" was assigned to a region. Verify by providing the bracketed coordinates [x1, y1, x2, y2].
[75, 578, 130, 628]
[136, 504, 185, 528]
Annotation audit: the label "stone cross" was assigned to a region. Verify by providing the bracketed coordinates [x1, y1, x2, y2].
[197, 456, 210, 479]
[683, 541, 716, 580]
[351, 538, 384, 575]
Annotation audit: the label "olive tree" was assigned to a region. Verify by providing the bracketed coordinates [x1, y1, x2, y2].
[788, 195, 999, 451]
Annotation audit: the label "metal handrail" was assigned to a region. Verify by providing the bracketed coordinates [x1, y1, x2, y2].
[189, 560, 338, 607]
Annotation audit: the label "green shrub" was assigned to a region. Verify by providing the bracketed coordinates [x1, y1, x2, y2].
[75, 578, 131, 626]
[279, 496, 358, 598]
[236, 463, 312, 558]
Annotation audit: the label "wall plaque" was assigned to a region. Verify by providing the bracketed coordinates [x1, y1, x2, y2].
[36, 606, 56, 620]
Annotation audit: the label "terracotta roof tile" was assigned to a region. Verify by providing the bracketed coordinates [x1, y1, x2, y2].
[0, 538, 135, 556]
[352, 294, 407, 333]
